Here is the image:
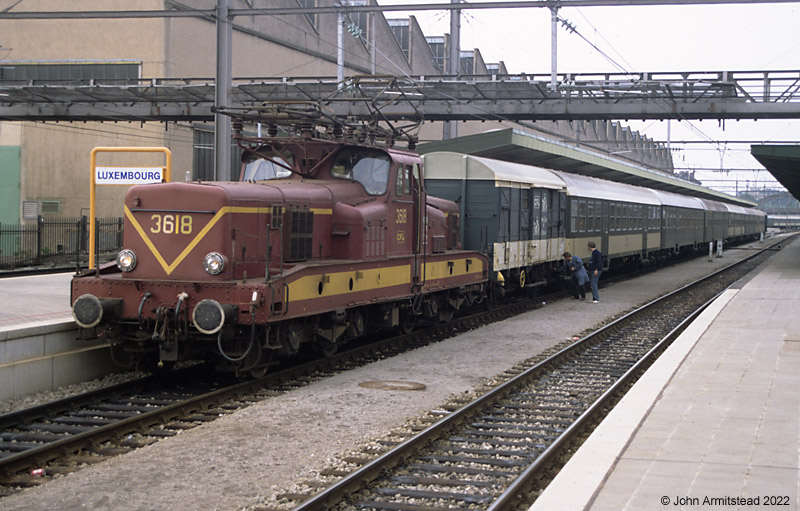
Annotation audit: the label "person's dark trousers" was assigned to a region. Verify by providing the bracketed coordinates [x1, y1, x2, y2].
[590, 270, 601, 301]
[570, 277, 586, 300]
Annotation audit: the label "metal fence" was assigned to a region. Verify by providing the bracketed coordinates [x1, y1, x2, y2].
[0, 216, 123, 269]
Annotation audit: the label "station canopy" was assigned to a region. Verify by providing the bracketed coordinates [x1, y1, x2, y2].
[751, 145, 800, 202]
[419, 128, 755, 208]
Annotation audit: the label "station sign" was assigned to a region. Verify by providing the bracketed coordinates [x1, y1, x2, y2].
[95, 166, 164, 185]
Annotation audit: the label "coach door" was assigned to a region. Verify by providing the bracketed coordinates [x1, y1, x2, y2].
[547, 190, 566, 260]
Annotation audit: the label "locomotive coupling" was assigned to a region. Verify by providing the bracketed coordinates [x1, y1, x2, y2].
[192, 299, 237, 335]
[72, 294, 121, 329]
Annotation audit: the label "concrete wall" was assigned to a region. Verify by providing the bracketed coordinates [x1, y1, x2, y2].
[0, 320, 117, 401]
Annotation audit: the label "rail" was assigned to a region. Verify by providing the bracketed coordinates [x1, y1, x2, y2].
[290, 236, 787, 511]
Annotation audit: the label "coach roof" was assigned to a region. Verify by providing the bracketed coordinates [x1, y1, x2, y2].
[553, 170, 661, 206]
[422, 152, 566, 190]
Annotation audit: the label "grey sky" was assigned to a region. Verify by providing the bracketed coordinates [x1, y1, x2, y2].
[387, 0, 800, 196]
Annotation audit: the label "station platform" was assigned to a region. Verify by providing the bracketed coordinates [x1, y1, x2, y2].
[0, 273, 73, 329]
[0, 273, 114, 401]
[531, 237, 800, 510]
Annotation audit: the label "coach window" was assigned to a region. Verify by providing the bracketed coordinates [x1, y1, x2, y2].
[637, 205, 643, 231]
[623, 203, 629, 231]
[609, 202, 619, 232]
[622, 204, 631, 232]
[570, 200, 578, 234]
[610, 203, 616, 232]
[587, 201, 595, 233]
[578, 200, 587, 232]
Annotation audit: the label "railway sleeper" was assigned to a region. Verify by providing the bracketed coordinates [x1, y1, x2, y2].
[449, 436, 548, 450]
[440, 445, 541, 458]
[1, 432, 65, 443]
[18, 424, 96, 435]
[390, 475, 501, 488]
[406, 462, 515, 478]
[421, 454, 528, 468]
[371, 487, 496, 504]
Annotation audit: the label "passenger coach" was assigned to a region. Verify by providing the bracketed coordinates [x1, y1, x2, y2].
[423, 151, 765, 289]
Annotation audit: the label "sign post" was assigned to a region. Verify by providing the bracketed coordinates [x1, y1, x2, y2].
[89, 147, 172, 270]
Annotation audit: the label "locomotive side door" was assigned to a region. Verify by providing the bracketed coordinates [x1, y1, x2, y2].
[388, 161, 415, 257]
[411, 161, 427, 286]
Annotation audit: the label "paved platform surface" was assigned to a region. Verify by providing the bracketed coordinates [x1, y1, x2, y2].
[532, 236, 800, 511]
[0, 273, 73, 330]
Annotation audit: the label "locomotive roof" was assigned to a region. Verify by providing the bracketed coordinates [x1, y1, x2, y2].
[422, 152, 566, 190]
[552, 170, 661, 206]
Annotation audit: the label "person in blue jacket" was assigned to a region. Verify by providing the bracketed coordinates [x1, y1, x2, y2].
[587, 241, 603, 303]
[562, 251, 588, 300]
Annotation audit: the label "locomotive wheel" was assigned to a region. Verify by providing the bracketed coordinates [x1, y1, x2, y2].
[348, 309, 366, 339]
[317, 343, 337, 358]
[399, 309, 416, 334]
[249, 367, 268, 379]
[518, 269, 527, 289]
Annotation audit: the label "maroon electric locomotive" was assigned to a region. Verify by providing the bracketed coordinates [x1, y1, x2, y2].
[71, 125, 489, 376]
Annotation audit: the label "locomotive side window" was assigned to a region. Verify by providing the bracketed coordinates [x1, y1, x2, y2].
[395, 164, 410, 196]
[331, 148, 391, 195]
[242, 155, 293, 181]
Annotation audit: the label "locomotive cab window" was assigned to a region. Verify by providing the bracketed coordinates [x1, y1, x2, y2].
[242, 154, 293, 181]
[395, 164, 411, 196]
[331, 148, 391, 195]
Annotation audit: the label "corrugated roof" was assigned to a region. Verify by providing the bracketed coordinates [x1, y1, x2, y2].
[751, 145, 800, 202]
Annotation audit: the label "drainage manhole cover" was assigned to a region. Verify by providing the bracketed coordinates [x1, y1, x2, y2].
[358, 380, 426, 391]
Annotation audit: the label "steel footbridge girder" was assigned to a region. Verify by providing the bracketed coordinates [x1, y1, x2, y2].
[1, 71, 799, 122]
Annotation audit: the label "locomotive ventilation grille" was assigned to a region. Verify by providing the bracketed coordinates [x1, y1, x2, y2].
[288, 209, 314, 262]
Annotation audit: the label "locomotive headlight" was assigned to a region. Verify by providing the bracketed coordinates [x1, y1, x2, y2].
[203, 252, 226, 275]
[116, 249, 137, 272]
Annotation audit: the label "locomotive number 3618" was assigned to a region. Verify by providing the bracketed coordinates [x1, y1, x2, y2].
[150, 214, 193, 235]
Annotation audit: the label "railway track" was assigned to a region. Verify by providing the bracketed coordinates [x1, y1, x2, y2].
[0, 238, 784, 501]
[286, 238, 786, 511]
[0, 291, 538, 496]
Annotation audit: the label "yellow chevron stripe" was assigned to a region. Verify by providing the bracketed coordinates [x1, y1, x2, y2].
[125, 205, 331, 276]
[126, 205, 258, 275]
